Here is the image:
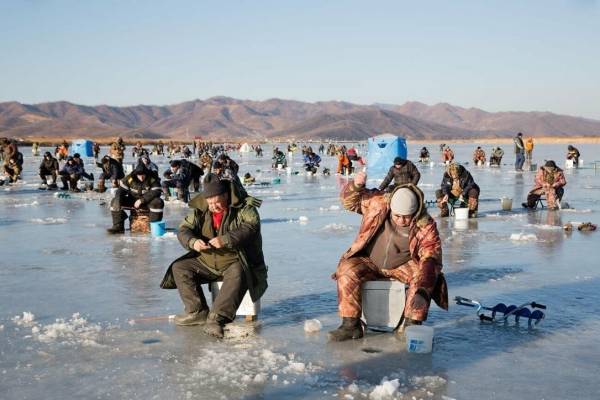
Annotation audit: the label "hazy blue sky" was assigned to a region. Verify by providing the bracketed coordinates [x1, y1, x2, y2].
[1, 0, 599, 118]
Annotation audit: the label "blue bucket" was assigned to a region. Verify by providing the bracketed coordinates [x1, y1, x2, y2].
[150, 221, 166, 237]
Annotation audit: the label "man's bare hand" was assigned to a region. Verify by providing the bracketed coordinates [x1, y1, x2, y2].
[208, 237, 224, 249]
[192, 239, 211, 252]
[134, 199, 143, 208]
[441, 195, 449, 204]
[353, 171, 367, 187]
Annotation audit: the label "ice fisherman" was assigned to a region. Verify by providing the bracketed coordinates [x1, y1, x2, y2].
[137, 154, 159, 178]
[160, 174, 267, 339]
[514, 132, 525, 171]
[472, 147, 486, 165]
[72, 153, 94, 182]
[378, 156, 420, 192]
[419, 147, 430, 163]
[95, 155, 125, 193]
[162, 160, 192, 201]
[304, 149, 321, 173]
[39, 151, 60, 189]
[442, 146, 454, 163]
[110, 137, 126, 165]
[566, 145, 580, 166]
[328, 172, 448, 341]
[107, 163, 164, 234]
[1, 151, 23, 186]
[522, 160, 566, 211]
[59, 156, 83, 191]
[435, 163, 480, 218]
[489, 147, 504, 167]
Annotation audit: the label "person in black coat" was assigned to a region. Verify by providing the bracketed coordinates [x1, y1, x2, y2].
[435, 163, 480, 218]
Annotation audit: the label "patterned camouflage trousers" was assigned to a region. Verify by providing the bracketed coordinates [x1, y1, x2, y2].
[335, 256, 441, 322]
[526, 186, 564, 209]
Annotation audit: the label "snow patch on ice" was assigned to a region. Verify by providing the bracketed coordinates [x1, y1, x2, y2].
[33, 313, 103, 347]
[30, 217, 68, 225]
[14, 201, 39, 208]
[12, 312, 36, 326]
[298, 216, 309, 224]
[510, 233, 538, 241]
[318, 223, 355, 234]
[369, 378, 400, 399]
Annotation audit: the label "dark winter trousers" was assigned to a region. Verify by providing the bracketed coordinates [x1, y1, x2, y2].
[172, 258, 248, 321]
[59, 172, 80, 189]
[39, 168, 58, 184]
[110, 192, 164, 222]
[435, 186, 480, 217]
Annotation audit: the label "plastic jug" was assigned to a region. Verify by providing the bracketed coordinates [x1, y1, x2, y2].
[454, 207, 469, 220]
[405, 325, 434, 353]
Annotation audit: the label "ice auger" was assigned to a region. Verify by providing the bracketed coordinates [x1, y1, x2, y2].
[455, 296, 546, 327]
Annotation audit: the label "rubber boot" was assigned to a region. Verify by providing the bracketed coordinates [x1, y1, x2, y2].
[328, 317, 364, 342]
[438, 200, 449, 218]
[468, 197, 478, 218]
[203, 312, 227, 339]
[107, 211, 126, 234]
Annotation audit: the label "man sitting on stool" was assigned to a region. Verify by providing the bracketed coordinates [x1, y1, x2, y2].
[329, 172, 448, 341]
[160, 174, 267, 339]
[107, 164, 164, 234]
[522, 160, 566, 211]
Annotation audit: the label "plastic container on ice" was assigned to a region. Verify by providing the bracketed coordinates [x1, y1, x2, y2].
[361, 280, 406, 329]
[405, 325, 434, 353]
[454, 207, 469, 220]
[366, 134, 407, 179]
[150, 221, 166, 237]
[501, 197, 513, 211]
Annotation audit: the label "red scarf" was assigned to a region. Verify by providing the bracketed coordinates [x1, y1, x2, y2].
[212, 210, 225, 230]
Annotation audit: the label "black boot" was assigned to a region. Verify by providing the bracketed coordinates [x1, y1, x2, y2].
[107, 211, 125, 234]
[203, 312, 227, 338]
[328, 317, 364, 341]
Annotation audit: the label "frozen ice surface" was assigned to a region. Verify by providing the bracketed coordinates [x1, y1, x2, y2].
[1, 143, 600, 399]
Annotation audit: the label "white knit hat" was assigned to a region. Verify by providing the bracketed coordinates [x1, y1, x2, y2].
[390, 188, 419, 215]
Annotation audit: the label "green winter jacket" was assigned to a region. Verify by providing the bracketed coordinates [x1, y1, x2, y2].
[160, 182, 268, 302]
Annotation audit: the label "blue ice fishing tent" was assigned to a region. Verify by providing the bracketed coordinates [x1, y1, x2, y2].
[70, 139, 94, 157]
[366, 134, 408, 179]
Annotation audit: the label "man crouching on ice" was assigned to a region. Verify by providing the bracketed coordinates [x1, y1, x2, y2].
[329, 172, 448, 341]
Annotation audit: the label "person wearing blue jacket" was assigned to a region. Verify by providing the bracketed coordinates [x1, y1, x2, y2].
[59, 156, 83, 191]
[304, 149, 321, 174]
[162, 160, 191, 201]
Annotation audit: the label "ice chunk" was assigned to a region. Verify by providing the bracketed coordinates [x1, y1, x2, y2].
[347, 383, 360, 393]
[30, 217, 68, 224]
[12, 312, 35, 326]
[319, 223, 355, 234]
[411, 375, 447, 389]
[510, 233, 537, 241]
[369, 378, 400, 399]
[304, 319, 322, 333]
[299, 216, 309, 224]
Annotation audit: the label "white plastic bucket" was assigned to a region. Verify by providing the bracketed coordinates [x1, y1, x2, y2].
[565, 159, 574, 169]
[405, 325, 434, 353]
[501, 197, 513, 211]
[277, 164, 283, 170]
[454, 207, 469, 220]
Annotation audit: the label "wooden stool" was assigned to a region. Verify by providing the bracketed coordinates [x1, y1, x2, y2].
[209, 281, 260, 322]
[129, 209, 150, 233]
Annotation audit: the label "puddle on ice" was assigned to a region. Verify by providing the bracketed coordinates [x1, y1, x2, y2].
[1, 143, 599, 400]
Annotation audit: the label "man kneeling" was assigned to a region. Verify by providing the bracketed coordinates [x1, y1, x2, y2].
[160, 174, 267, 339]
[329, 172, 448, 341]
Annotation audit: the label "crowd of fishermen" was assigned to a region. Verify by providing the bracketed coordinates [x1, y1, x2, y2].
[0, 134, 585, 340]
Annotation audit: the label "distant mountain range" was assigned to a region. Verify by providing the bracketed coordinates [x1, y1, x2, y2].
[1, 97, 599, 141]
